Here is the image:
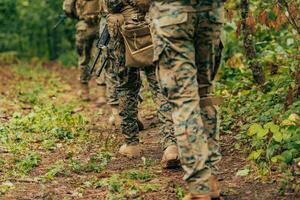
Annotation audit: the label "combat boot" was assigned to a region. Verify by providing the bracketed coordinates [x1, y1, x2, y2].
[209, 176, 221, 199]
[119, 143, 141, 158]
[79, 83, 90, 101]
[96, 85, 106, 107]
[183, 193, 211, 200]
[109, 105, 121, 128]
[161, 145, 180, 169]
[184, 176, 223, 200]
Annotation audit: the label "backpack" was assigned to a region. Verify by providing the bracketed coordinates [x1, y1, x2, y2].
[76, 0, 100, 21]
[63, 0, 77, 18]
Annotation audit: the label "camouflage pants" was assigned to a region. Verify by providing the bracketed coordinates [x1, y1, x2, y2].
[150, 1, 224, 193]
[105, 62, 119, 105]
[142, 67, 175, 149]
[107, 6, 175, 146]
[75, 20, 99, 84]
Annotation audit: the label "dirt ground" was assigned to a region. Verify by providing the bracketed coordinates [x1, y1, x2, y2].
[0, 64, 299, 200]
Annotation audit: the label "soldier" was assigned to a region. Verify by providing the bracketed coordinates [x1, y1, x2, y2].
[106, 0, 178, 168]
[63, 0, 106, 102]
[149, 0, 225, 199]
[96, 0, 120, 124]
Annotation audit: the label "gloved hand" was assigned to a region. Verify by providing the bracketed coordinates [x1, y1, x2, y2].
[107, 14, 124, 37]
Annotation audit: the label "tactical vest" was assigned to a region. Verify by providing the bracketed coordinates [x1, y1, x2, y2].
[76, 0, 100, 20]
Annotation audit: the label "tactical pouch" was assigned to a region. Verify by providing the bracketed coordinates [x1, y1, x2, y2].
[76, 0, 100, 21]
[121, 22, 154, 68]
[82, 0, 100, 17]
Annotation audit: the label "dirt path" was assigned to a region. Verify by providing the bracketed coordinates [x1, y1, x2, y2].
[0, 64, 298, 200]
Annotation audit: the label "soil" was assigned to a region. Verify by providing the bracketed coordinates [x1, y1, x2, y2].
[0, 64, 299, 200]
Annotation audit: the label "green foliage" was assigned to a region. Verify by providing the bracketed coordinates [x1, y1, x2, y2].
[42, 160, 66, 182]
[15, 152, 41, 174]
[219, 67, 300, 174]
[0, 64, 89, 180]
[0, 0, 76, 63]
[94, 169, 158, 199]
[219, 0, 300, 192]
[123, 170, 153, 181]
[175, 185, 186, 199]
[69, 151, 112, 173]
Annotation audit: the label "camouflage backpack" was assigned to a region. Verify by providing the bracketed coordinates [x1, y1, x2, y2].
[63, 0, 77, 18]
[76, 0, 100, 21]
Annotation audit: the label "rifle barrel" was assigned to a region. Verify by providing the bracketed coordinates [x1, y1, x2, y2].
[53, 14, 67, 30]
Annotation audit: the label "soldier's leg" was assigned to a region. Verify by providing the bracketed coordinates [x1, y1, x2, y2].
[150, 2, 212, 194]
[105, 61, 121, 127]
[96, 65, 107, 107]
[143, 66, 177, 168]
[105, 64, 119, 106]
[195, 1, 224, 176]
[76, 21, 92, 101]
[107, 14, 142, 157]
[117, 65, 141, 144]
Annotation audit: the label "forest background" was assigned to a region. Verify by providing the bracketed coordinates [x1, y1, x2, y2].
[0, 0, 299, 197]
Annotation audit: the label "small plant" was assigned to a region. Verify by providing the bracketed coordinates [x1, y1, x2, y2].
[124, 170, 153, 181]
[175, 185, 185, 200]
[16, 152, 41, 174]
[42, 160, 65, 182]
[85, 151, 112, 173]
[51, 127, 74, 140]
[108, 175, 123, 193]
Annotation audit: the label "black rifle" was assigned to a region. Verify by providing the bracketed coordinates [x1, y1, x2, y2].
[89, 24, 110, 77]
[53, 14, 67, 30]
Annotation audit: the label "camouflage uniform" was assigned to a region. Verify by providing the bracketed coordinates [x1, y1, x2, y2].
[98, 0, 119, 105]
[75, 20, 98, 84]
[106, 1, 175, 146]
[149, 0, 224, 194]
[143, 67, 175, 148]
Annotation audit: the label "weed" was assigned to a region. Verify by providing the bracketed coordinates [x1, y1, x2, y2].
[51, 127, 74, 140]
[0, 181, 15, 195]
[175, 185, 185, 199]
[108, 175, 123, 193]
[124, 170, 153, 181]
[42, 160, 66, 182]
[85, 151, 112, 173]
[16, 152, 41, 174]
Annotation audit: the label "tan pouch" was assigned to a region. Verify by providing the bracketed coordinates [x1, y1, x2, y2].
[76, 0, 99, 20]
[121, 22, 154, 68]
[82, 0, 100, 17]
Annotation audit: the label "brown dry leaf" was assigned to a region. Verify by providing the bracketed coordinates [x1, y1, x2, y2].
[284, 86, 294, 110]
[226, 10, 235, 22]
[258, 10, 268, 25]
[267, 20, 276, 29]
[246, 11, 256, 33]
[272, 5, 281, 16]
[275, 14, 287, 31]
[226, 53, 244, 69]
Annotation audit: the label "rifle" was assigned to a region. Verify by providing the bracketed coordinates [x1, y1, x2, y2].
[89, 24, 110, 77]
[53, 14, 67, 30]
